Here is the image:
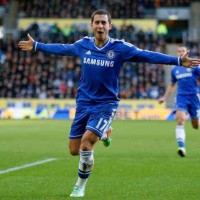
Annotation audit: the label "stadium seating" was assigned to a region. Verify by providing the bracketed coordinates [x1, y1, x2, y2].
[0, 22, 167, 99]
[0, 0, 199, 99]
[17, 0, 191, 19]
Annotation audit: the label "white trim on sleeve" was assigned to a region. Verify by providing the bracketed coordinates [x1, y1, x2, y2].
[34, 42, 38, 51]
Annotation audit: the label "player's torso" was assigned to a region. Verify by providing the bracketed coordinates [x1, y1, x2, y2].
[79, 38, 124, 78]
[172, 66, 199, 94]
[75, 37, 125, 103]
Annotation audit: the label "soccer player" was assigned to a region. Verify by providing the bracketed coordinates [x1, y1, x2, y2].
[18, 10, 200, 197]
[159, 46, 200, 157]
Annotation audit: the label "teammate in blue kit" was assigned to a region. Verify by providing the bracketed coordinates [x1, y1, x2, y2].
[18, 10, 200, 197]
[159, 46, 200, 157]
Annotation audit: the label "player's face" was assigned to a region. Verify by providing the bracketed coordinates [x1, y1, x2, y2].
[91, 14, 112, 46]
[177, 47, 187, 57]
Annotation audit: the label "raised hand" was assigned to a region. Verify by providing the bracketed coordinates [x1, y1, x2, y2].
[18, 34, 35, 51]
[181, 50, 200, 68]
[158, 97, 165, 104]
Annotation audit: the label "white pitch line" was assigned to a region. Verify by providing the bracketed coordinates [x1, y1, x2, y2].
[0, 158, 58, 175]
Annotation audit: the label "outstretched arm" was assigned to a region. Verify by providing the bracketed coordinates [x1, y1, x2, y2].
[158, 83, 176, 104]
[18, 34, 80, 56]
[127, 47, 200, 68]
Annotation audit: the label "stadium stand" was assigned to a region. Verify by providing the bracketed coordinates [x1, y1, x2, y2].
[17, 0, 191, 19]
[0, 0, 199, 100]
[0, 22, 167, 99]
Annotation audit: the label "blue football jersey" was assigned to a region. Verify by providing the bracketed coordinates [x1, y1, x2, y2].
[171, 65, 200, 95]
[34, 37, 181, 104]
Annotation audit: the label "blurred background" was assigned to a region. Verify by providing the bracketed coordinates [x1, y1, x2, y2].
[0, 0, 199, 120]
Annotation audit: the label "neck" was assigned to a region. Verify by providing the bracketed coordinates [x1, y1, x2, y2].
[95, 37, 109, 48]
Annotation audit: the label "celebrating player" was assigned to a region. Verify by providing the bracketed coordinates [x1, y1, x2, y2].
[18, 10, 200, 197]
[159, 46, 200, 157]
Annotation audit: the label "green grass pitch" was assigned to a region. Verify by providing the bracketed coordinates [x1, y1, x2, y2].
[0, 120, 200, 200]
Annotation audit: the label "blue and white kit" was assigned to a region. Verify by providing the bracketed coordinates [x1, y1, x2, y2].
[171, 65, 200, 119]
[34, 37, 182, 138]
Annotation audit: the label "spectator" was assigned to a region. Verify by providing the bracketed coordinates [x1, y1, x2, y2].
[4, 21, 199, 100]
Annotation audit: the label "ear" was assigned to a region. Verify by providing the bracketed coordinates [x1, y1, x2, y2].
[109, 23, 112, 30]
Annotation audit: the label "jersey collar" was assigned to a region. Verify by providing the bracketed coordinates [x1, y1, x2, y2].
[93, 37, 110, 51]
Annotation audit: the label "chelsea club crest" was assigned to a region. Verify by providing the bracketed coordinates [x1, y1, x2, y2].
[106, 50, 116, 59]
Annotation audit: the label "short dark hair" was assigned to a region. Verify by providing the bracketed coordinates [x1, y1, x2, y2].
[91, 9, 111, 24]
[177, 45, 187, 50]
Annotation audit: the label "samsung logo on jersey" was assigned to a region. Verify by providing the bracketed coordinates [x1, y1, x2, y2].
[83, 58, 114, 67]
[176, 73, 192, 79]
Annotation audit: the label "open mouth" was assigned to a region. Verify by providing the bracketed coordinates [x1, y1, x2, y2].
[97, 31, 103, 35]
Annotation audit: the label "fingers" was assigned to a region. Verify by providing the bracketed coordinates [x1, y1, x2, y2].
[191, 59, 200, 66]
[18, 41, 31, 51]
[18, 41, 26, 46]
[182, 50, 190, 60]
[27, 33, 34, 42]
[18, 41, 26, 48]
[18, 33, 34, 51]
[18, 45, 27, 51]
[182, 57, 200, 68]
[158, 98, 164, 104]
[184, 50, 190, 57]
[191, 58, 200, 62]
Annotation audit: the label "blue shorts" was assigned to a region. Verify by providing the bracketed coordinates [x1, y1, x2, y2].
[69, 103, 118, 139]
[173, 94, 200, 119]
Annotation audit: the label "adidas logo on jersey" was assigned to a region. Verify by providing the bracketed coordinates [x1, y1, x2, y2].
[86, 50, 91, 55]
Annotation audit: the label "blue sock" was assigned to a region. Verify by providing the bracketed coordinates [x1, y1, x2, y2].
[75, 150, 94, 189]
[177, 139, 185, 148]
[176, 126, 186, 148]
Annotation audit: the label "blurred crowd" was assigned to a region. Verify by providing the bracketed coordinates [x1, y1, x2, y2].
[0, 22, 168, 99]
[0, 0, 9, 6]
[17, 0, 191, 19]
[1, 0, 199, 100]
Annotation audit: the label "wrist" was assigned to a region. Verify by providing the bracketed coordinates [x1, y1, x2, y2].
[33, 41, 38, 51]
